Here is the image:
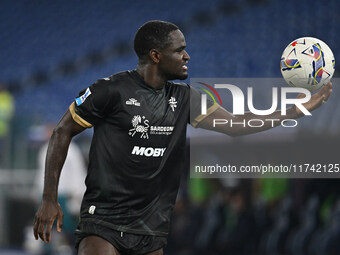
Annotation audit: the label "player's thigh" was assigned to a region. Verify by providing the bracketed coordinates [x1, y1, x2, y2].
[145, 248, 163, 255]
[78, 235, 121, 255]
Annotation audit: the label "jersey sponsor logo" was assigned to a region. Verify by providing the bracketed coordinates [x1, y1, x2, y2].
[129, 115, 149, 139]
[150, 126, 174, 136]
[169, 97, 177, 112]
[126, 98, 140, 106]
[129, 116, 174, 138]
[131, 146, 166, 157]
[75, 88, 91, 106]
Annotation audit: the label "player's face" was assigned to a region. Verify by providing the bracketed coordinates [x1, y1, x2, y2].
[159, 29, 190, 80]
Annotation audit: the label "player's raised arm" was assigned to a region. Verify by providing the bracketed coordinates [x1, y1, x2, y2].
[195, 82, 332, 137]
[33, 110, 86, 243]
[295, 82, 332, 115]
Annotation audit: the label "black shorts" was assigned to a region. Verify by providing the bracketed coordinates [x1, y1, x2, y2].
[75, 221, 167, 255]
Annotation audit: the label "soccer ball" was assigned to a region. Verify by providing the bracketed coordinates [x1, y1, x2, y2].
[280, 37, 335, 91]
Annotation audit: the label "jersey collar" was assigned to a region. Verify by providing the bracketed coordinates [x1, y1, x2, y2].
[130, 70, 166, 93]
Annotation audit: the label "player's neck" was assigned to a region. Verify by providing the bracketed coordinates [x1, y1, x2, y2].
[136, 64, 166, 89]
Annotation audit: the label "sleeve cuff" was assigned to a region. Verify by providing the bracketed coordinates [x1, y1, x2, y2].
[191, 103, 219, 128]
[69, 102, 93, 128]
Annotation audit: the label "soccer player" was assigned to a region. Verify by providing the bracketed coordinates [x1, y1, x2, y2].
[33, 20, 332, 255]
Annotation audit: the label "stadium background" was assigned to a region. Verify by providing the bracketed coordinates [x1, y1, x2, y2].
[0, 0, 339, 254]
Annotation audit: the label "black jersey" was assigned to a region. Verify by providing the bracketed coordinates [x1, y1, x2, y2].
[69, 70, 217, 236]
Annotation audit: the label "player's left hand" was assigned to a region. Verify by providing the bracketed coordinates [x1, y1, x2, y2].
[296, 82, 332, 116]
[33, 200, 63, 243]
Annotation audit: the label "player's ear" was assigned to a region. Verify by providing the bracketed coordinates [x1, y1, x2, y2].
[149, 49, 161, 64]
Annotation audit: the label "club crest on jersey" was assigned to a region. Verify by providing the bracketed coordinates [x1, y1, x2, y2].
[169, 97, 177, 112]
[75, 88, 91, 106]
[129, 115, 149, 139]
[126, 98, 140, 106]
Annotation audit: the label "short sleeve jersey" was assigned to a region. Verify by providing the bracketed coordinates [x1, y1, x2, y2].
[69, 70, 217, 236]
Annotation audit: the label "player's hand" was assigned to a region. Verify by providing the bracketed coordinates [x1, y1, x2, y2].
[33, 200, 63, 243]
[296, 82, 332, 116]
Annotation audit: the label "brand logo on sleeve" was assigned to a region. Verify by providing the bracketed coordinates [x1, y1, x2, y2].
[75, 88, 91, 106]
[131, 146, 166, 157]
